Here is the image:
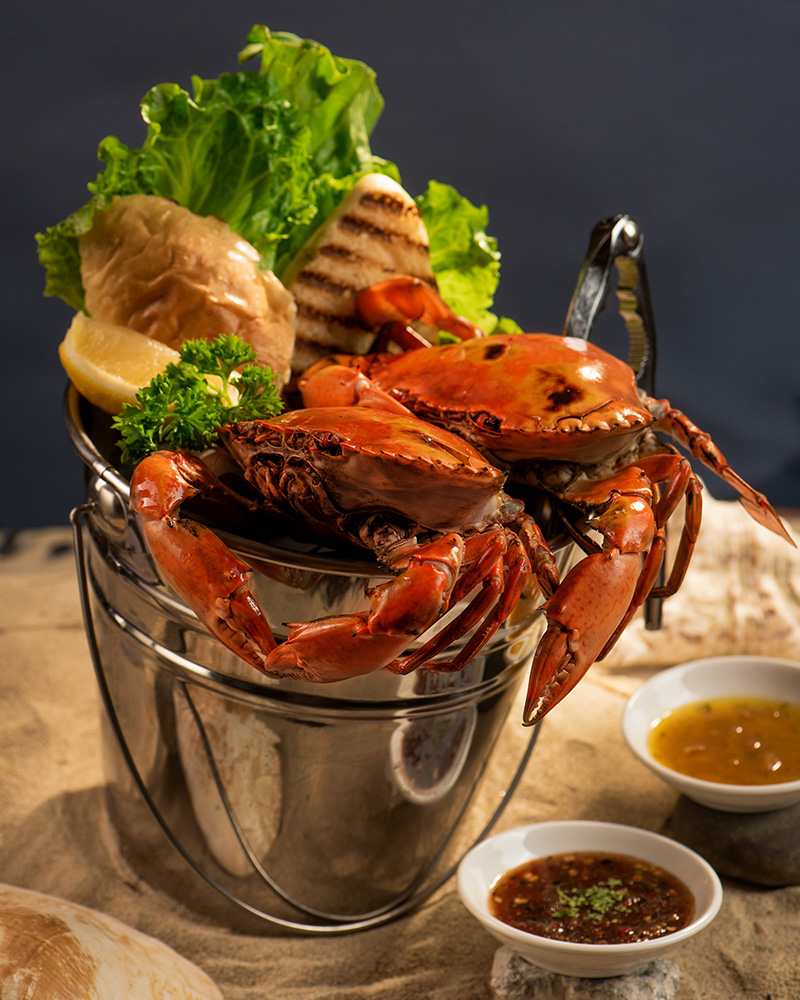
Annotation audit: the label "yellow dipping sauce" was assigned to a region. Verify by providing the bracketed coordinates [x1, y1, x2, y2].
[647, 696, 800, 785]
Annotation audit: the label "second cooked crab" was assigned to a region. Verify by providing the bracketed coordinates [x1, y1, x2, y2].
[130, 406, 560, 686]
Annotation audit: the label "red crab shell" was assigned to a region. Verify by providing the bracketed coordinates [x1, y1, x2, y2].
[220, 406, 512, 539]
[355, 333, 652, 466]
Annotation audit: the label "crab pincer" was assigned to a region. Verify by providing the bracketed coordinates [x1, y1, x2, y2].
[520, 453, 701, 724]
[130, 451, 279, 669]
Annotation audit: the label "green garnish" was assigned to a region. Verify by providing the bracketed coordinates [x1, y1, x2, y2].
[112, 334, 283, 465]
[36, 25, 518, 331]
[552, 878, 627, 922]
[417, 180, 522, 335]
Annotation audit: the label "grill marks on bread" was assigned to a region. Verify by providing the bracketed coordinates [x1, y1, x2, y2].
[285, 174, 437, 372]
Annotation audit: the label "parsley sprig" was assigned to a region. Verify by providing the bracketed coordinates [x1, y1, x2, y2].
[112, 334, 283, 465]
[552, 878, 627, 922]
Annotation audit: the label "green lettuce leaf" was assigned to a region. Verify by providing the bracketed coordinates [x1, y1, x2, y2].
[36, 26, 398, 311]
[36, 26, 515, 332]
[417, 180, 521, 333]
[239, 25, 384, 178]
[238, 27, 401, 275]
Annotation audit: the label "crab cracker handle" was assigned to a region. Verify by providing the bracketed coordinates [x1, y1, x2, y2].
[563, 214, 663, 627]
[563, 214, 658, 398]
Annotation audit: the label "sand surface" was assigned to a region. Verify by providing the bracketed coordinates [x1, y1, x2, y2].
[1, 497, 799, 998]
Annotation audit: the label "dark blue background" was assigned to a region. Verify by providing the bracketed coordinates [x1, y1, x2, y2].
[5, 0, 800, 526]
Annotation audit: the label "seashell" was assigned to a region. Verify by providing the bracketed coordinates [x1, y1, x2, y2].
[0, 882, 223, 999]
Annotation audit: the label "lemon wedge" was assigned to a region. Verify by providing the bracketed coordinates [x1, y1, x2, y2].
[59, 313, 180, 414]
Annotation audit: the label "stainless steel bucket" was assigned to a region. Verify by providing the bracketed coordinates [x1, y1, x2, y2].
[65, 386, 565, 933]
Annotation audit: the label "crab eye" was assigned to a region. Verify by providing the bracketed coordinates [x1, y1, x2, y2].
[476, 413, 501, 432]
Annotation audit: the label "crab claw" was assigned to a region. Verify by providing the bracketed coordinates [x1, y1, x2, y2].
[523, 549, 640, 726]
[130, 451, 279, 670]
[355, 276, 485, 342]
[258, 614, 415, 683]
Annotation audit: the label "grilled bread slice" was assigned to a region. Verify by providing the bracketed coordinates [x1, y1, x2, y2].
[283, 173, 437, 373]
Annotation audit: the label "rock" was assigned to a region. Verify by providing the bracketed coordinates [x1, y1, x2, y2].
[490, 948, 681, 999]
[667, 796, 800, 886]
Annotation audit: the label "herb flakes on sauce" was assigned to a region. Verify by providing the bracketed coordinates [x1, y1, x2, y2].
[552, 878, 626, 922]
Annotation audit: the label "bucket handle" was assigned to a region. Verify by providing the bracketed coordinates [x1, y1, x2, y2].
[70, 502, 541, 934]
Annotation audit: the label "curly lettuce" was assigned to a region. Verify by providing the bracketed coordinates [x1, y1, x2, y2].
[239, 24, 385, 179]
[236, 25, 401, 274]
[417, 180, 521, 333]
[36, 25, 514, 329]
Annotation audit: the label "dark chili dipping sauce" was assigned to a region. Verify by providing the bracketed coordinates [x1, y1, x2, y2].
[489, 851, 695, 944]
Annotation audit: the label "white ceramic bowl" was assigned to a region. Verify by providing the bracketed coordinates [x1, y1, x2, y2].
[457, 820, 722, 979]
[622, 655, 800, 813]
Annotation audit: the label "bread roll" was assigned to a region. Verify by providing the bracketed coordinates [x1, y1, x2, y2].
[0, 882, 223, 999]
[79, 194, 296, 385]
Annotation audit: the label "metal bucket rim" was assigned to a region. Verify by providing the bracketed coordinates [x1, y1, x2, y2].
[83, 543, 531, 718]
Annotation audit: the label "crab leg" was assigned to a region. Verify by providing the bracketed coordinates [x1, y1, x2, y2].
[639, 452, 704, 599]
[594, 454, 703, 659]
[523, 454, 703, 725]
[388, 528, 525, 674]
[382, 502, 561, 675]
[437, 530, 532, 670]
[649, 398, 794, 545]
[262, 535, 467, 682]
